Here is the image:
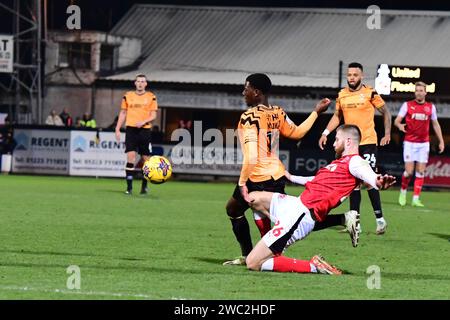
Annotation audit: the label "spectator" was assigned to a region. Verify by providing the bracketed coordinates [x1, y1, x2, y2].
[178, 119, 192, 131]
[0, 129, 16, 154]
[59, 108, 73, 127]
[45, 110, 64, 126]
[79, 112, 97, 128]
[74, 117, 82, 128]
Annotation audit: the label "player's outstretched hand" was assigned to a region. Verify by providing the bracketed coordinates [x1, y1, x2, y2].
[314, 98, 331, 114]
[380, 134, 391, 146]
[318, 134, 327, 150]
[376, 174, 396, 190]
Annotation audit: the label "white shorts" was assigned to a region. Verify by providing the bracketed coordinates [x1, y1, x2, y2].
[403, 141, 430, 163]
[262, 193, 315, 254]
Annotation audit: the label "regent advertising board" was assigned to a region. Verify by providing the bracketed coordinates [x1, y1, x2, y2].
[425, 156, 450, 188]
[12, 129, 290, 177]
[69, 131, 126, 177]
[12, 129, 70, 174]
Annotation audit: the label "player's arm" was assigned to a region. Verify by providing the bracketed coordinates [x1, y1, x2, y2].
[430, 105, 445, 153]
[376, 105, 392, 146]
[284, 170, 314, 185]
[280, 98, 331, 140]
[372, 91, 392, 146]
[115, 96, 128, 142]
[318, 101, 343, 150]
[394, 102, 408, 133]
[349, 156, 396, 190]
[238, 126, 258, 202]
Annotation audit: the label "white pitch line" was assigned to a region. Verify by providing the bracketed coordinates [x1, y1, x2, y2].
[389, 208, 433, 212]
[0, 285, 187, 299]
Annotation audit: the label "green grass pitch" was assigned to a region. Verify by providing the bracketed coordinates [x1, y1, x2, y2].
[0, 175, 449, 299]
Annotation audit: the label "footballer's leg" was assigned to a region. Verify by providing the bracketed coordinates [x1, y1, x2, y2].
[139, 129, 152, 195]
[248, 191, 273, 217]
[224, 194, 253, 265]
[125, 151, 136, 194]
[248, 191, 273, 236]
[247, 193, 337, 274]
[412, 162, 426, 207]
[140, 154, 150, 194]
[399, 161, 414, 206]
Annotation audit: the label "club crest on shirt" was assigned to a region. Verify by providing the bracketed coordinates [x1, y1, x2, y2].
[325, 164, 337, 172]
[424, 106, 430, 113]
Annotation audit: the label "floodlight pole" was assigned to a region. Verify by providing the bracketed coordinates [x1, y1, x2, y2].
[0, 0, 44, 124]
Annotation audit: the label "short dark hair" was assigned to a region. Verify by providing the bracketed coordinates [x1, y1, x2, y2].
[337, 124, 361, 143]
[246, 73, 272, 94]
[348, 62, 363, 71]
[135, 74, 147, 80]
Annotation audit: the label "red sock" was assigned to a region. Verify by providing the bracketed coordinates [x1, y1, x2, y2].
[401, 173, 411, 191]
[414, 176, 424, 197]
[273, 255, 311, 273]
[254, 217, 271, 237]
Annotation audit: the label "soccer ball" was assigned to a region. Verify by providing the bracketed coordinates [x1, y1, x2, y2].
[142, 156, 172, 184]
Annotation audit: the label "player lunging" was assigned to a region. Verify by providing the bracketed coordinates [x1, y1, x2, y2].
[246, 125, 395, 275]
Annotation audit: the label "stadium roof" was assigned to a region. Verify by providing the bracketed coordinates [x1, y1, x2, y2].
[106, 5, 450, 88]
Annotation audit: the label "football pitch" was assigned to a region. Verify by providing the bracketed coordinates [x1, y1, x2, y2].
[0, 175, 449, 300]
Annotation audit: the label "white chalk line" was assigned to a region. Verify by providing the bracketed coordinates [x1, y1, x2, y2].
[0, 285, 187, 300]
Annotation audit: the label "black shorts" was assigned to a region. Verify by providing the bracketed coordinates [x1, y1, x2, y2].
[359, 144, 378, 172]
[232, 176, 287, 208]
[125, 126, 152, 155]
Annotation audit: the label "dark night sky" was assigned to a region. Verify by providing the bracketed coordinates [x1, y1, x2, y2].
[1, 0, 450, 33]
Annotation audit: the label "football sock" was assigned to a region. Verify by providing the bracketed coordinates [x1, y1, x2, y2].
[349, 189, 361, 212]
[230, 215, 253, 257]
[401, 171, 411, 193]
[268, 255, 312, 273]
[125, 162, 134, 191]
[253, 211, 271, 237]
[413, 172, 425, 200]
[368, 188, 383, 219]
[312, 214, 345, 231]
[141, 178, 148, 191]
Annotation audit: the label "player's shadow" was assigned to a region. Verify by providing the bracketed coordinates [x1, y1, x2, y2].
[427, 233, 450, 241]
[193, 257, 232, 265]
[98, 189, 160, 199]
[0, 249, 145, 261]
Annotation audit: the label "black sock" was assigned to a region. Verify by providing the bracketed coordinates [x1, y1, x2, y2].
[230, 216, 253, 257]
[313, 214, 345, 231]
[125, 162, 134, 191]
[141, 178, 148, 191]
[350, 189, 361, 212]
[368, 188, 383, 218]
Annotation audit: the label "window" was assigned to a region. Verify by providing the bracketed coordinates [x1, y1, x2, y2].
[100, 45, 117, 71]
[58, 42, 91, 69]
